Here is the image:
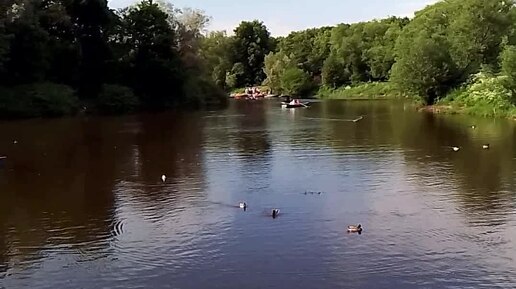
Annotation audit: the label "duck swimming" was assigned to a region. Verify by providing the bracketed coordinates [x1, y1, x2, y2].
[272, 209, 280, 218]
[347, 224, 363, 233]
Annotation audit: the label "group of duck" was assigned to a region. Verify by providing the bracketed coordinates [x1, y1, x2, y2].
[238, 201, 363, 234]
[451, 125, 491, 152]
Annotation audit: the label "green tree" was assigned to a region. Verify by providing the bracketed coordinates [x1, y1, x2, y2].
[363, 17, 407, 81]
[233, 20, 272, 86]
[3, 1, 51, 85]
[392, 0, 514, 104]
[280, 67, 311, 96]
[0, 1, 15, 76]
[279, 27, 332, 77]
[200, 31, 234, 89]
[446, 0, 513, 80]
[226, 62, 244, 89]
[67, 0, 112, 98]
[40, 0, 79, 86]
[119, 0, 184, 109]
[501, 45, 516, 90]
[263, 51, 295, 93]
[391, 34, 456, 104]
[322, 53, 349, 88]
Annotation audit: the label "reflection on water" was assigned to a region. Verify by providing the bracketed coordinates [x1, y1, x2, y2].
[1, 100, 516, 288]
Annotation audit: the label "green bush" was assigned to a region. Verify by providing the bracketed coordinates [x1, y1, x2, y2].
[0, 82, 78, 118]
[97, 84, 139, 114]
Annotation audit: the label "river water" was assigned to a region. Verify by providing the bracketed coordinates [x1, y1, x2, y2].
[1, 100, 516, 288]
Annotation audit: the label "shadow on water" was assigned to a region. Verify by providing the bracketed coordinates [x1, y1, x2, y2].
[0, 117, 130, 275]
[233, 101, 272, 159]
[0, 112, 211, 280]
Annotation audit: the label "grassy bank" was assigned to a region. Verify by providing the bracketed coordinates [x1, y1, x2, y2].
[316, 77, 516, 119]
[317, 82, 411, 100]
[436, 73, 516, 119]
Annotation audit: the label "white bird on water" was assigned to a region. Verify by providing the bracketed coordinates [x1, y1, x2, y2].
[161, 175, 167, 182]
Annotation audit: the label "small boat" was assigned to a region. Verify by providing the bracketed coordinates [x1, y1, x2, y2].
[281, 101, 309, 109]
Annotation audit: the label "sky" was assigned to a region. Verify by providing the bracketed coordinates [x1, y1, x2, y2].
[109, 0, 439, 36]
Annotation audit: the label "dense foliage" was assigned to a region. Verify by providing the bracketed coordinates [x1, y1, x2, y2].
[200, 20, 274, 90]
[203, 0, 516, 111]
[0, 0, 226, 118]
[3, 0, 516, 118]
[259, 17, 409, 96]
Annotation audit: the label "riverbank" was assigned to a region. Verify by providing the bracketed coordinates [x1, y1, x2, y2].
[0, 83, 228, 120]
[317, 82, 410, 100]
[318, 79, 516, 119]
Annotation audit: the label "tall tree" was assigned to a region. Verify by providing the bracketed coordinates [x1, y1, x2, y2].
[391, 0, 513, 104]
[3, 0, 50, 85]
[67, 0, 112, 98]
[0, 2, 14, 76]
[322, 52, 349, 88]
[263, 50, 295, 93]
[279, 27, 332, 77]
[119, 0, 184, 109]
[200, 31, 234, 89]
[39, 0, 79, 86]
[233, 20, 272, 86]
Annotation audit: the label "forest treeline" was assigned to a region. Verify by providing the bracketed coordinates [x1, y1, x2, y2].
[3, 0, 516, 118]
[0, 0, 227, 118]
[202, 0, 516, 116]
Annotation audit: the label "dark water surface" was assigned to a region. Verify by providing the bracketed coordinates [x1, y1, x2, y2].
[1, 100, 516, 289]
